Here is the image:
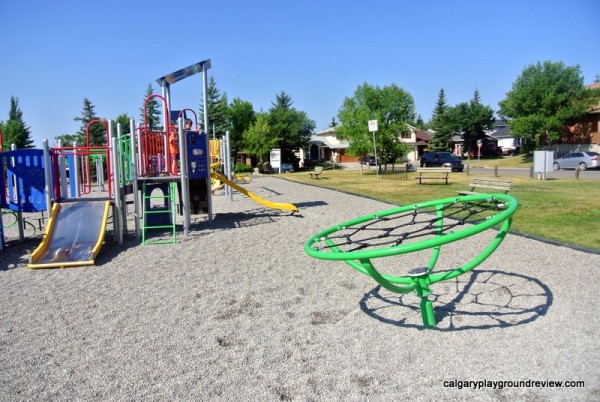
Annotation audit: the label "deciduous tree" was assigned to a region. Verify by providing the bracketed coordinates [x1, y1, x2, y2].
[228, 97, 255, 156]
[498, 61, 595, 150]
[242, 113, 276, 163]
[336, 82, 413, 163]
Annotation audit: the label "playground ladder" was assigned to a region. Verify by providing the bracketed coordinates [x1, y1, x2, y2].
[141, 181, 176, 245]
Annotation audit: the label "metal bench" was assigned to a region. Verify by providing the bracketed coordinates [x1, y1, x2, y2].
[458, 177, 512, 195]
[309, 166, 324, 179]
[414, 167, 451, 184]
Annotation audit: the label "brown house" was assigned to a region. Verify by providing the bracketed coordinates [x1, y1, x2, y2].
[542, 82, 600, 154]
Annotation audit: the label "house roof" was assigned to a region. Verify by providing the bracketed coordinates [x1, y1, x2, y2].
[416, 130, 431, 141]
[488, 126, 512, 139]
[312, 127, 350, 149]
[315, 127, 337, 136]
[318, 137, 349, 149]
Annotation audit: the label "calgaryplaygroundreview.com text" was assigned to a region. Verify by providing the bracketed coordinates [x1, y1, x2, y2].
[443, 379, 585, 390]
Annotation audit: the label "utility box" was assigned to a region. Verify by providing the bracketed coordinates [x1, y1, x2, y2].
[533, 151, 554, 180]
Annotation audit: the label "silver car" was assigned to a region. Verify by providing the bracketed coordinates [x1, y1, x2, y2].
[553, 151, 600, 171]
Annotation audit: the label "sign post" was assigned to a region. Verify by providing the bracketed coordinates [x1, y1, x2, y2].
[368, 120, 379, 178]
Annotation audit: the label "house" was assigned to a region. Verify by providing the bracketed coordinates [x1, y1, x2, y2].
[306, 127, 355, 163]
[308, 125, 432, 164]
[542, 82, 600, 155]
[400, 125, 431, 162]
[488, 120, 521, 155]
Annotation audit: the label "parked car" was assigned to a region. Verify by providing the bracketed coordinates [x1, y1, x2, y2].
[553, 151, 600, 171]
[359, 156, 379, 166]
[419, 151, 464, 172]
[279, 163, 294, 173]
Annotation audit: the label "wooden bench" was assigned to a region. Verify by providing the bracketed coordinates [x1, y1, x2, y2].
[414, 167, 451, 184]
[458, 177, 512, 195]
[309, 166, 324, 179]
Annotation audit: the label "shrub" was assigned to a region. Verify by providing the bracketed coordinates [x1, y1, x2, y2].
[234, 164, 253, 173]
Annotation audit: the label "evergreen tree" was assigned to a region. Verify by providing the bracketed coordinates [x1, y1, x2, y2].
[431, 88, 448, 120]
[268, 91, 315, 161]
[200, 76, 230, 137]
[115, 113, 132, 135]
[414, 115, 425, 129]
[0, 96, 35, 149]
[328, 117, 338, 128]
[444, 92, 495, 155]
[140, 84, 161, 130]
[427, 88, 453, 150]
[74, 98, 106, 146]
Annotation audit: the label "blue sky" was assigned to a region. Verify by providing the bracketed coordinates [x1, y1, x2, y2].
[1, 0, 598, 147]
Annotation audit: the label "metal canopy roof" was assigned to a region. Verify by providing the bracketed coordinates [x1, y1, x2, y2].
[156, 59, 211, 85]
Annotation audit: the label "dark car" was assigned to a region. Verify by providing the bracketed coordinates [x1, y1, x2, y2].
[419, 152, 464, 172]
[359, 156, 379, 166]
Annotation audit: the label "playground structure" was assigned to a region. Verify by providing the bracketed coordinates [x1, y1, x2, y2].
[304, 193, 518, 328]
[1, 59, 298, 265]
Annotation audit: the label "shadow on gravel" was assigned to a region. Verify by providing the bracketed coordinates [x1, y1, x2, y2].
[293, 201, 328, 209]
[359, 269, 553, 331]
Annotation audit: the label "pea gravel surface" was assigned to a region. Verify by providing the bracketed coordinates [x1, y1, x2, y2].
[1, 175, 598, 401]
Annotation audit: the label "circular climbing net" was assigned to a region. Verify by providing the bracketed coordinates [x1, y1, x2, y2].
[304, 193, 519, 327]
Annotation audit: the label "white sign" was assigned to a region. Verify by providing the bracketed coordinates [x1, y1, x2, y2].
[270, 148, 281, 169]
[368, 120, 378, 132]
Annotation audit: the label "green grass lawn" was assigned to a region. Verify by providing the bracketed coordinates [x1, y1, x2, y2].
[463, 154, 533, 168]
[281, 168, 600, 251]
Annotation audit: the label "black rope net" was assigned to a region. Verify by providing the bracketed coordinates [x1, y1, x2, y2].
[315, 198, 508, 253]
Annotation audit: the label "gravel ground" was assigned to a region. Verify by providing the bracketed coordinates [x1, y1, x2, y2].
[1, 175, 599, 401]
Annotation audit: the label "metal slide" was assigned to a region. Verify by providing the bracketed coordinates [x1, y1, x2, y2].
[28, 200, 111, 269]
[211, 172, 298, 214]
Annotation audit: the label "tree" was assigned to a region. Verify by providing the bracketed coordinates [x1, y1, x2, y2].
[75, 98, 106, 146]
[442, 92, 495, 156]
[114, 113, 132, 135]
[242, 113, 277, 163]
[336, 82, 413, 163]
[54, 98, 105, 146]
[1, 96, 35, 149]
[428, 88, 453, 150]
[414, 115, 425, 129]
[228, 97, 255, 156]
[267, 91, 315, 161]
[140, 84, 161, 130]
[200, 76, 229, 137]
[498, 61, 596, 150]
[328, 117, 338, 128]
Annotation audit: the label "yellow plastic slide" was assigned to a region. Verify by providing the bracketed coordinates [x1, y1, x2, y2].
[28, 200, 111, 269]
[211, 172, 298, 214]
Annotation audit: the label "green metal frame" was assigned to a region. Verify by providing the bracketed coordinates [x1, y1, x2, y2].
[304, 193, 518, 327]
